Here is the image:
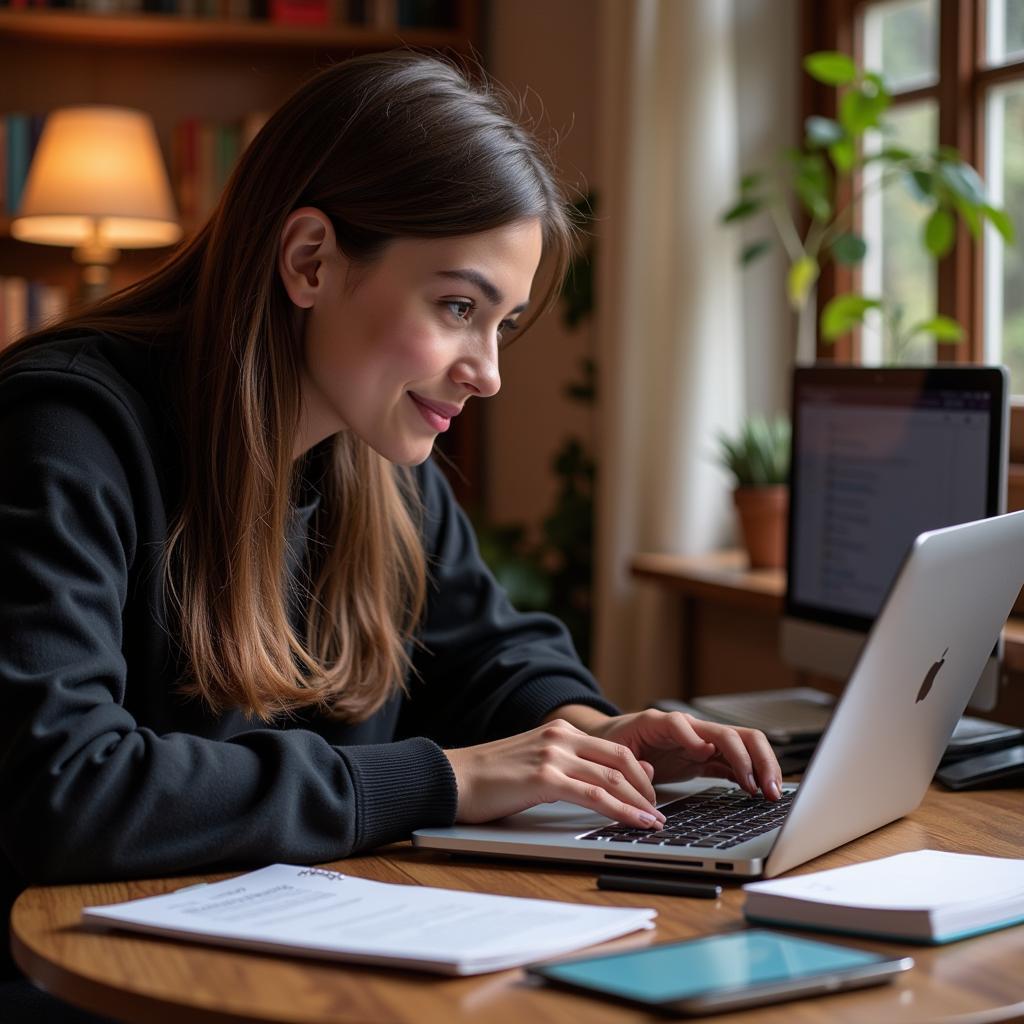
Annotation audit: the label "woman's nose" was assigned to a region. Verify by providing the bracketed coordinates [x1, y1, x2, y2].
[450, 340, 501, 398]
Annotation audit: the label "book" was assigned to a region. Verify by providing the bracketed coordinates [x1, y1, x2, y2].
[743, 850, 1024, 944]
[0, 277, 68, 347]
[6, 113, 31, 216]
[269, 0, 327, 23]
[82, 863, 657, 975]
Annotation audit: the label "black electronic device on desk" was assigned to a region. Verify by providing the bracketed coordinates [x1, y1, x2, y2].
[935, 742, 1024, 789]
[655, 696, 1023, 778]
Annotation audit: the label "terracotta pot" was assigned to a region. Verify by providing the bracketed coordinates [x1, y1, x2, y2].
[733, 484, 788, 570]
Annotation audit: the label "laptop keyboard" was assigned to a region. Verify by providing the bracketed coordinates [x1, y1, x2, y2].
[578, 786, 795, 849]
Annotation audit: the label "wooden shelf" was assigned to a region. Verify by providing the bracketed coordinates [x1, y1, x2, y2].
[632, 548, 1024, 693]
[0, 9, 467, 51]
[631, 549, 784, 613]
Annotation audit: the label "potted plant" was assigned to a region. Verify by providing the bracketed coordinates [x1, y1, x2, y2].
[721, 50, 1013, 361]
[717, 416, 791, 570]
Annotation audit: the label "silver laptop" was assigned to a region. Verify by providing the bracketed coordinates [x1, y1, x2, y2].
[415, 510, 1024, 879]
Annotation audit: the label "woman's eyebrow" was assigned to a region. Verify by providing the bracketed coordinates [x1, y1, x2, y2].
[435, 269, 529, 314]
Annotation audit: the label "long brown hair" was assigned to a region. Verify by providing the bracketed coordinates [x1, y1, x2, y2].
[5, 51, 575, 721]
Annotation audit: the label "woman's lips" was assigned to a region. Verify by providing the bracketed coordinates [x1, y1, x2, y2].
[409, 393, 460, 432]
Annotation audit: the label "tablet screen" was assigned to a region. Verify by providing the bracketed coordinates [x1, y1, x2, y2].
[535, 931, 888, 1004]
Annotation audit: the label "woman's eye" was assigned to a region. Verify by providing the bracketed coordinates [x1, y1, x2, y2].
[497, 319, 519, 341]
[444, 299, 474, 322]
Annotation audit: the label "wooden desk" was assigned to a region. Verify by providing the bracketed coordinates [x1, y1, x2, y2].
[12, 786, 1024, 1024]
[631, 550, 1024, 727]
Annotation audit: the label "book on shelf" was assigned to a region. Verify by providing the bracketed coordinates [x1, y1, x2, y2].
[1, 277, 69, 348]
[269, 0, 327, 23]
[743, 850, 1024, 944]
[3, 112, 43, 217]
[172, 114, 264, 225]
[81, 863, 657, 975]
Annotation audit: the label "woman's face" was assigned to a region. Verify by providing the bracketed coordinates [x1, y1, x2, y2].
[292, 217, 544, 466]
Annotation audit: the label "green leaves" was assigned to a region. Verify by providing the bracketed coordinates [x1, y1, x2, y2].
[829, 137, 856, 173]
[912, 315, 964, 342]
[906, 169, 934, 201]
[984, 204, 1016, 244]
[830, 232, 867, 265]
[803, 51, 857, 85]
[937, 158, 986, 205]
[802, 58, 891, 177]
[717, 416, 791, 487]
[820, 294, 966, 353]
[793, 151, 832, 220]
[741, 239, 773, 266]
[924, 207, 956, 258]
[787, 256, 819, 310]
[721, 197, 764, 223]
[820, 294, 882, 340]
[839, 81, 890, 136]
[720, 48, 1018, 318]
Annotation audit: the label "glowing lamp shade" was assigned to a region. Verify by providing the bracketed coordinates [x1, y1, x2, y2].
[11, 106, 181, 296]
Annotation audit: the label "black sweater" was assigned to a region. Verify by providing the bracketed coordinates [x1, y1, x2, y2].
[0, 333, 616, 976]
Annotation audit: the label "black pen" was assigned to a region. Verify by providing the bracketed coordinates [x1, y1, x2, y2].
[596, 874, 722, 899]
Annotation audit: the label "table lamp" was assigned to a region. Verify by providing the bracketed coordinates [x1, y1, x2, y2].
[10, 105, 182, 303]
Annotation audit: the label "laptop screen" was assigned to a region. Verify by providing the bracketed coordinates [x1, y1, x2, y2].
[785, 367, 1006, 632]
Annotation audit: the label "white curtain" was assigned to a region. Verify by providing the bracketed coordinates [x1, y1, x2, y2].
[593, 0, 746, 708]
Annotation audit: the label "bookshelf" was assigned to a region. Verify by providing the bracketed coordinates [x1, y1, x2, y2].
[0, 0, 479, 285]
[0, 8, 474, 51]
[0, 0, 483, 501]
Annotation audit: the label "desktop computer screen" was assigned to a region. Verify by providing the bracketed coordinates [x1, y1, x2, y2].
[781, 366, 1008, 710]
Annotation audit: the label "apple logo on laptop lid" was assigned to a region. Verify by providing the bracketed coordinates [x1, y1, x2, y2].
[916, 647, 948, 703]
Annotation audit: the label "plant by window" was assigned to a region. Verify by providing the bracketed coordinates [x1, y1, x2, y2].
[722, 50, 1014, 361]
[716, 416, 791, 489]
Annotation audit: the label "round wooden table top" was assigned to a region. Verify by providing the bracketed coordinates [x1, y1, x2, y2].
[12, 785, 1024, 1024]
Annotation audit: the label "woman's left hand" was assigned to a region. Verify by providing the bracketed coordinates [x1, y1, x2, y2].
[563, 708, 782, 800]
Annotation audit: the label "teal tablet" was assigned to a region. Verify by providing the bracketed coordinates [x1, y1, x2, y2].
[528, 930, 913, 1016]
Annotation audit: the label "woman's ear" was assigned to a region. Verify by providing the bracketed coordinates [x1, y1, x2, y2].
[278, 207, 338, 309]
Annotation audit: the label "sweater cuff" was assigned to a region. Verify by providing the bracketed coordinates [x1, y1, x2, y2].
[493, 676, 621, 738]
[339, 737, 458, 851]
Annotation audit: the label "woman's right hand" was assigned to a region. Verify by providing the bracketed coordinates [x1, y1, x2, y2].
[443, 718, 667, 829]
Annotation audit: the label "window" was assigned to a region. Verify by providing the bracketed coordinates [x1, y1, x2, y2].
[808, 0, 1024, 395]
[861, 0, 940, 365]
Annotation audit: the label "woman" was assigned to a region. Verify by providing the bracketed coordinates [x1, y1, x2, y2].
[0, 51, 780, 1005]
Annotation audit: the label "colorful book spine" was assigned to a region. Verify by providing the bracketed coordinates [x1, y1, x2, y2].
[0, 278, 68, 350]
[0, 119, 7, 218]
[5, 113, 32, 217]
[172, 114, 266, 225]
[173, 118, 198, 224]
[269, 0, 327, 23]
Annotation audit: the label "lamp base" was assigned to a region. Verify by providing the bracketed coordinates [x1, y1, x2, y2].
[72, 244, 119, 305]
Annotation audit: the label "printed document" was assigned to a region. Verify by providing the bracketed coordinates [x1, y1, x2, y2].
[82, 864, 657, 974]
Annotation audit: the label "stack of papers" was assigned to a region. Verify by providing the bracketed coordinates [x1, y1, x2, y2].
[743, 850, 1024, 944]
[82, 864, 657, 975]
